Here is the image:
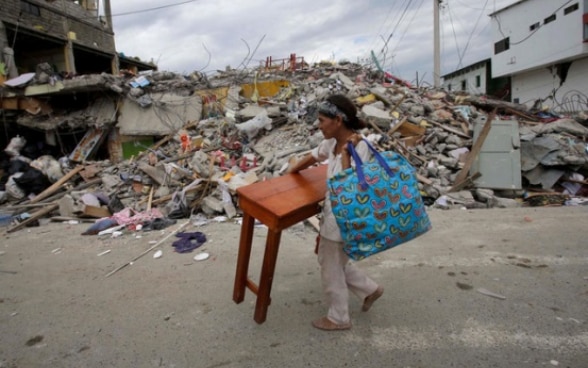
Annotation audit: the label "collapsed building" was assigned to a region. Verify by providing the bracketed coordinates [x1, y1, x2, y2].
[0, 2, 587, 234]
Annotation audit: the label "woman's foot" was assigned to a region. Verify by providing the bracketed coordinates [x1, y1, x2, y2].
[311, 316, 351, 331]
[362, 286, 384, 312]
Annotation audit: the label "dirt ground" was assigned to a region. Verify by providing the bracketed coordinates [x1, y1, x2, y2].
[1, 205, 587, 368]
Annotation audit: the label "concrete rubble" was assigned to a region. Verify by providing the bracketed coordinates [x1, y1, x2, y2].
[1, 61, 587, 233]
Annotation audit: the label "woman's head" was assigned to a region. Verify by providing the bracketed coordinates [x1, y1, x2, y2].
[318, 94, 366, 132]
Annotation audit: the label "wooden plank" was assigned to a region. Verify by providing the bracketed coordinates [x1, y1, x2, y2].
[80, 205, 111, 218]
[449, 172, 482, 192]
[29, 166, 83, 204]
[397, 122, 426, 137]
[388, 116, 407, 135]
[425, 119, 471, 139]
[6, 204, 59, 233]
[105, 221, 190, 277]
[449, 110, 496, 191]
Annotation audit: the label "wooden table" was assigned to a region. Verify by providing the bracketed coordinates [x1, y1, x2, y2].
[233, 165, 327, 324]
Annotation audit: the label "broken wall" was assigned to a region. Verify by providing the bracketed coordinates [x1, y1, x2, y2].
[117, 93, 203, 136]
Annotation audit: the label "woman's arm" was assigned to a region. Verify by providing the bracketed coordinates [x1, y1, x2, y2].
[286, 153, 317, 174]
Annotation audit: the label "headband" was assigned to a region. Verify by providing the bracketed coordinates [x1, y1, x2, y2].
[318, 101, 348, 122]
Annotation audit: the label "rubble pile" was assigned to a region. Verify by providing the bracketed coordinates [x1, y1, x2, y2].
[1, 62, 587, 234]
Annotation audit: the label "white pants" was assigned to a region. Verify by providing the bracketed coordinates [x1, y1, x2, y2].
[317, 236, 379, 324]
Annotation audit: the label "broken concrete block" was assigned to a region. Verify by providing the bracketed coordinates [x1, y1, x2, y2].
[330, 72, 355, 90]
[430, 109, 453, 121]
[238, 104, 267, 120]
[438, 156, 459, 169]
[361, 104, 391, 130]
[202, 195, 224, 214]
[58, 195, 80, 217]
[473, 189, 495, 203]
[409, 105, 426, 116]
[189, 150, 212, 178]
[494, 197, 521, 208]
[445, 135, 464, 147]
[236, 110, 273, 140]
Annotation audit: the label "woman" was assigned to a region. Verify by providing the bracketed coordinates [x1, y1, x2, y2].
[287, 94, 384, 331]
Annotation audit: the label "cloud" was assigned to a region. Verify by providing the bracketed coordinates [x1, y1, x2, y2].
[108, 0, 515, 84]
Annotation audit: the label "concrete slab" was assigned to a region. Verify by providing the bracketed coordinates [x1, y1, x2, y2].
[117, 93, 203, 135]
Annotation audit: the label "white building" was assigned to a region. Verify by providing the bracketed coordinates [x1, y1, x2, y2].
[490, 0, 588, 113]
[441, 59, 489, 95]
[441, 59, 511, 99]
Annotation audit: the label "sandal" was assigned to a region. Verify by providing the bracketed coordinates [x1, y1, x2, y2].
[311, 316, 351, 331]
[362, 286, 384, 312]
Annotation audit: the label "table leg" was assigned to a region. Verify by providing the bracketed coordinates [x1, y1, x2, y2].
[233, 213, 255, 304]
[254, 228, 282, 324]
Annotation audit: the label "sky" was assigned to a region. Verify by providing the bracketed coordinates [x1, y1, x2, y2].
[106, 0, 516, 86]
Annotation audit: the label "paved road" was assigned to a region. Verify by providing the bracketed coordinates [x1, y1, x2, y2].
[1, 206, 587, 367]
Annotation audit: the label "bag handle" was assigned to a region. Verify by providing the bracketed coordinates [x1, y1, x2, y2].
[346, 139, 395, 190]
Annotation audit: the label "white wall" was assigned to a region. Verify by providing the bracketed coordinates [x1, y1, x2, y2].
[491, 0, 588, 78]
[511, 56, 588, 113]
[442, 65, 487, 95]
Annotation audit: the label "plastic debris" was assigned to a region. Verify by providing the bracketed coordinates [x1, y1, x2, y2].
[153, 250, 163, 259]
[476, 288, 506, 300]
[193, 252, 209, 261]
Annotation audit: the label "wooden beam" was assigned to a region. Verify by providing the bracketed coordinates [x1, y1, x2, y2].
[449, 110, 496, 191]
[449, 172, 482, 192]
[425, 119, 471, 139]
[6, 204, 59, 233]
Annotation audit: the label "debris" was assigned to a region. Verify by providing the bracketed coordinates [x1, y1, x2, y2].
[171, 231, 207, 253]
[105, 221, 189, 277]
[0, 59, 587, 233]
[476, 288, 506, 300]
[193, 252, 210, 261]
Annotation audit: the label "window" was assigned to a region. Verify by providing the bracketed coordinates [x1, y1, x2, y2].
[461, 80, 466, 91]
[448, 84, 452, 91]
[21, 1, 40, 16]
[564, 3, 579, 15]
[476, 75, 481, 88]
[544, 14, 556, 24]
[530, 22, 540, 31]
[494, 37, 510, 54]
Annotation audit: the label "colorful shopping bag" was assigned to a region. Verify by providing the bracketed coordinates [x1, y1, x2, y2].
[328, 139, 432, 260]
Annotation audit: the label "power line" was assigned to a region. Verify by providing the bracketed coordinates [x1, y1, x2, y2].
[390, 0, 426, 56]
[377, 0, 414, 67]
[444, 0, 462, 70]
[108, 0, 201, 18]
[456, 0, 489, 69]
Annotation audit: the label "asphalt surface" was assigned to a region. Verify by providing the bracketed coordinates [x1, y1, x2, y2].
[0, 205, 587, 367]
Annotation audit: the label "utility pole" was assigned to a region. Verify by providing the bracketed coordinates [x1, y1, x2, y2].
[433, 0, 442, 88]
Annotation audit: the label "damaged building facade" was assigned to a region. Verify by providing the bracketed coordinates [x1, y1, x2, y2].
[0, 0, 158, 160]
[490, 0, 588, 113]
